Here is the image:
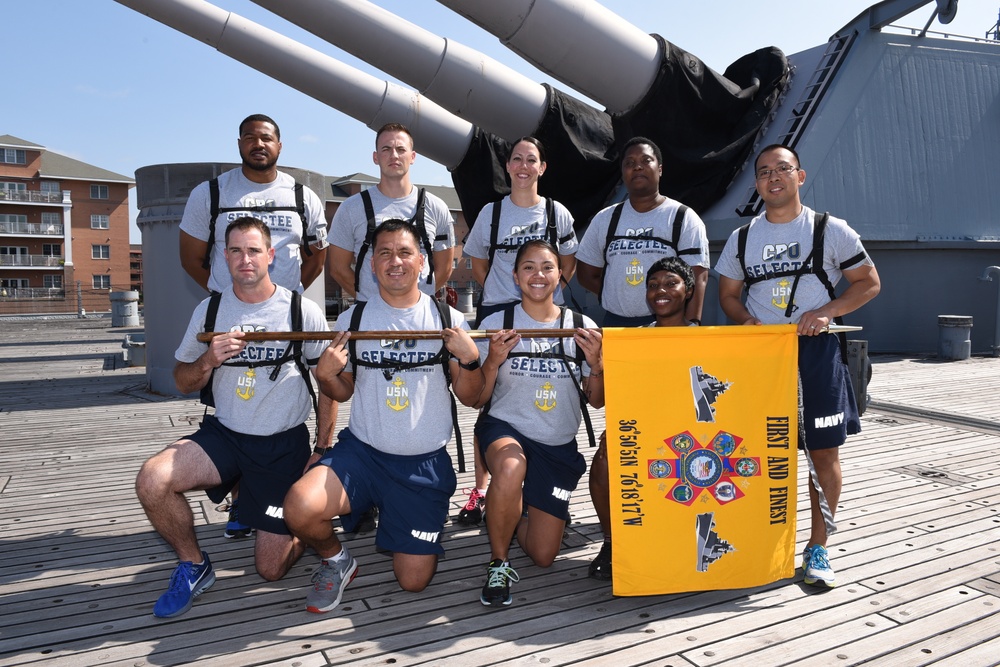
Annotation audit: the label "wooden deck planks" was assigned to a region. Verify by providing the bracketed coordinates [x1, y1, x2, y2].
[2, 319, 1000, 666]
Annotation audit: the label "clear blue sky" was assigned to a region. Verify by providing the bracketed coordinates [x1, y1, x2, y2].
[7, 0, 999, 242]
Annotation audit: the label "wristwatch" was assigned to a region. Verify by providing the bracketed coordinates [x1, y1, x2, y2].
[458, 358, 481, 371]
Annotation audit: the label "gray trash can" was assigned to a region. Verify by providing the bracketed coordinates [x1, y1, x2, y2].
[110, 291, 140, 327]
[937, 315, 972, 360]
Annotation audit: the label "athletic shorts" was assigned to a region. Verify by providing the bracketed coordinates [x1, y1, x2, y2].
[799, 334, 861, 450]
[318, 428, 457, 556]
[191, 414, 310, 535]
[602, 311, 655, 327]
[475, 414, 586, 522]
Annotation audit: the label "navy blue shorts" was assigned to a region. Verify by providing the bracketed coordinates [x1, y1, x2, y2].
[475, 414, 586, 522]
[190, 414, 310, 535]
[602, 311, 655, 327]
[799, 334, 861, 450]
[318, 428, 457, 555]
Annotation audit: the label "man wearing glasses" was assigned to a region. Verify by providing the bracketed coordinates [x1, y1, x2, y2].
[715, 144, 880, 589]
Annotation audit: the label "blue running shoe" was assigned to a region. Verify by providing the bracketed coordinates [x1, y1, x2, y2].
[224, 499, 253, 539]
[153, 551, 216, 618]
[803, 544, 836, 588]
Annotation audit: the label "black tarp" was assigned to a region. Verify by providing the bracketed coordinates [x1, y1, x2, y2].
[450, 40, 789, 234]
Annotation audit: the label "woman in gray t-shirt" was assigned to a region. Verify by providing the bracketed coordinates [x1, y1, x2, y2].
[472, 240, 603, 608]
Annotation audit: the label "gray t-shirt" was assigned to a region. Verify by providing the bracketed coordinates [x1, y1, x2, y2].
[329, 187, 455, 301]
[715, 206, 872, 324]
[179, 169, 329, 294]
[476, 305, 596, 446]
[334, 293, 467, 455]
[463, 196, 578, 306]
[175, 286, 330, 436]
[576, 197, 709, 318]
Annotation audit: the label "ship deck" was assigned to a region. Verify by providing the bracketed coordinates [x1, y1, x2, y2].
[1, 317, 999, 667]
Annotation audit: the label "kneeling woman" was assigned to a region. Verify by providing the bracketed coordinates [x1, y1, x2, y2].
[473, 239, 604, 608]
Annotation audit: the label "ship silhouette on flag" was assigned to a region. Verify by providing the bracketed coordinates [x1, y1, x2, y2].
[690, 366, 732, 423]
[696, 512, 736, 572]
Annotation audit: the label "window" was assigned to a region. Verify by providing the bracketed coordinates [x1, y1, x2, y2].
[90, 184, 109, 199]
[43, 275, 63, 289]
[92, 275, 111, 289]
[1, 182, 26, 193]
[453, 258, 459, 269]
[2, 149, 26, 164]
[465, 258, 473, 269]
[0, 246, 28, 255]
[0, 214, 28, 224]
[1, 279, 30, 289]
[39, 181, 61, 194]
[41, 212, 61, 227]
[92, 244, 110, 259]
[91, 214, 109, 229]
[42, 244, 61, 257]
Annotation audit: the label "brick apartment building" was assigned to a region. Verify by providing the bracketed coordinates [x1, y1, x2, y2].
[0, 135, 134, 315]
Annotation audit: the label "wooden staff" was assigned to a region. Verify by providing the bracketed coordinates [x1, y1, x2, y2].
[195, 324, 862, 343]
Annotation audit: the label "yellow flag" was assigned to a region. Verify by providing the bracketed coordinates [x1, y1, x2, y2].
[603, 325, 799, 595]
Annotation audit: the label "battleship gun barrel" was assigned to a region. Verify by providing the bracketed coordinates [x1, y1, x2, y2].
[435, 0, 661, 114]
[250, 0, 548, 141]
[114, 0, 474, 168]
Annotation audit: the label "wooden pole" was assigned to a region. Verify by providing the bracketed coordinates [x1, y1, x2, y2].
[195, 324, 862, 343]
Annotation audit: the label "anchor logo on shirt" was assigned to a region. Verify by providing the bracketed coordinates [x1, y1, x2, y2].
[236, 367, 256, 401]
[386, 375, 409, 411]
[625, 258, 645, 286]
[535, 381, 557, 412]
[771, 278, 791, 310]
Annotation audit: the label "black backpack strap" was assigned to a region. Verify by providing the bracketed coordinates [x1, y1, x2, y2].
[598, 203, 626, 305]
[672, 205, 700, 256]
[203, 178, 221, 270]
[434, 298, 465, 473]
[782, 212, 831, 318]
[807, 212, 850, 363]
[502, 302, 516, 330]
[355, 191, 378, 294]
[294, 183, 315, 257]
[266, 291, 318, 417]
[199, 291, 223, 407]
[346, 300, 368, 371]
[412, 188, 435, 286]
[569, 308, 596, 448]
[474, 200, 505, 312]
[736, 221, 753, 287]
[545, 198, 558, 248]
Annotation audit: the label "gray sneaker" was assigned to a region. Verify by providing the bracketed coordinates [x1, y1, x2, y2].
[306, 552, 358, 613]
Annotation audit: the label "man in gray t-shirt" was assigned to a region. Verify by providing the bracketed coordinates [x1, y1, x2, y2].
[136, 217, 332, 619]
[717, 144, 880, 590]
[284, 220, 484, 613]
[179, 114, 329, 295]
[328, 123, 455, 302]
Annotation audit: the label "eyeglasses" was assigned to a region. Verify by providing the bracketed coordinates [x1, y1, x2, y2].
[755, 164, 799, 180]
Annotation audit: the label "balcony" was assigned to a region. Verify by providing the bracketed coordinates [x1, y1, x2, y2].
[0, 286, 65, 300]
[0, 190, 65, 204]
[0, 255, 63, 268]
[0, 220, 65, 236]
